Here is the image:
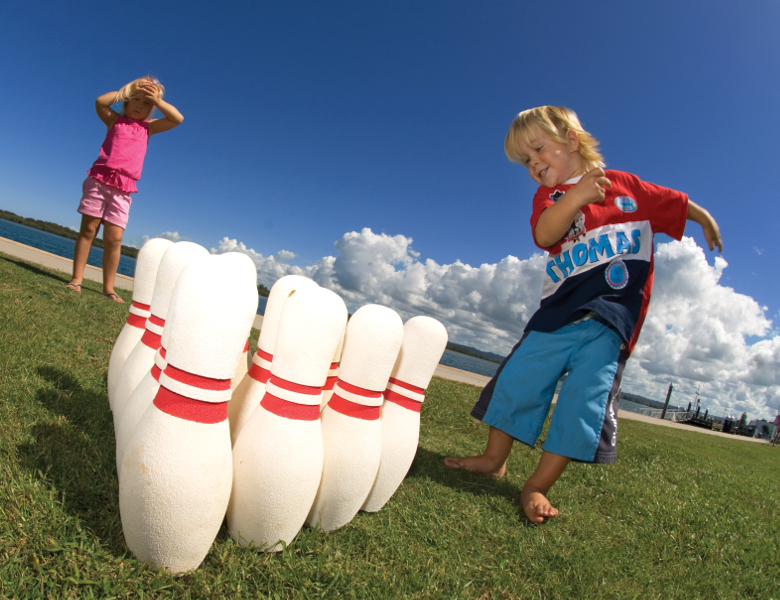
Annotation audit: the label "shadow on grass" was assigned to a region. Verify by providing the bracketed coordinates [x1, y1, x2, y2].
[16, 365, 125, 554]
[0, 252, 109, 298]
[0, 252, 71, 285]
[407, 446, 522, 501]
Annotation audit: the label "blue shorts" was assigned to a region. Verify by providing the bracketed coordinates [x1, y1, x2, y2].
[472, 318, 627, 463]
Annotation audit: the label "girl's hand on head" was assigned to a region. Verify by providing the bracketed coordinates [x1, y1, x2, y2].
[570, 167, 612, 207]
[137, 80, 162, 105]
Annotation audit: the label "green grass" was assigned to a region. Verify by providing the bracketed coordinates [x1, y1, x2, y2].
[1, 250, 779, 599]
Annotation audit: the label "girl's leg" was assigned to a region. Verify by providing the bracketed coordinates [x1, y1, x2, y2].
[521, 451, 570, 523]
[70, 215, 102, 288]
[443, 426, 514, 477]
[101, 222, 125, 302]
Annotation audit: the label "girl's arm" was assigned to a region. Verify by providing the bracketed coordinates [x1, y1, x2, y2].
[142, 81, 184, 136]
[687, 199, 722, 253]
[95, 91, 120, 128]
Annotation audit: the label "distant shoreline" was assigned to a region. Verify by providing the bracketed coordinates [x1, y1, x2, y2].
[1, 210, 506, 362]
[446, 343, 502, 364]
[0, 209, 139, 259]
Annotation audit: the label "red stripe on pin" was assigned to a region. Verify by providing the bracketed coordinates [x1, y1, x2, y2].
[248, 363, 272, 384]
[163, 364, 231, 391]
[244, 339, 250, 352]
[126, 313, 146, 329]
[160, 346, 167, 360]
[140, 329, 162, 350]
[328, 394, 381, 420]
[257, 349, 273, 362]
[148, 314, 165, 328]
[388, 377, 425, 395]
[132, 301, 151, 312]
[323, 376, 337, 391]
[336, 380, 383, 399]
[384, 389, 422, 413]
[260, 393, 320, 421]
[151, 364, 162, 382]
[153, 386, 227, 423]
[268, 375, 321, 396]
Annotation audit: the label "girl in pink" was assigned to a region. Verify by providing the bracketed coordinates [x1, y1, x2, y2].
[66, 77, 183, 302]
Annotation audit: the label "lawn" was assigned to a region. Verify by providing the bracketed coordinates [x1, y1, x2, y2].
[1, 250, 779, 599]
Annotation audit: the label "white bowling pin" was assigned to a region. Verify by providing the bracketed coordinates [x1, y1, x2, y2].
[320, 331, 345, 410]
[228, 275, 319, 445]
[231, 340, 251, 391]
[114, 329, 170, 477]
[361, 316, 447, 513]
[119, 253, 258, 574]
[307, 304, 404, 532]
[108, 238, 173, 408]
[112, 242, 209, 428]
[228, 287, 347, 551]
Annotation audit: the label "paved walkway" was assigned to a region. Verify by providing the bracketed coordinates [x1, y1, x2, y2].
[1, 236, 769, 445]
[0, 235, 134, 290]
[432, 363, 767, 444]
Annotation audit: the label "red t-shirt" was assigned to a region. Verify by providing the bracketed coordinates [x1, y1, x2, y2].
[525, 170, 688, 354]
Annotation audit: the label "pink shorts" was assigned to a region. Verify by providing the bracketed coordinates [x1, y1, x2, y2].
[77, 176, 133, 229]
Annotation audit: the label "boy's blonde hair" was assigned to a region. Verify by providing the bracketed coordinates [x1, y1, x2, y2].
[115, 76, 165, 117]
[504, 106, 605, 169]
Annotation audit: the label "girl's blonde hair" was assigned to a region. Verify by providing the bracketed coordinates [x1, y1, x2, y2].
[504, 106, 605, 169]
[115, 76, 165, 117]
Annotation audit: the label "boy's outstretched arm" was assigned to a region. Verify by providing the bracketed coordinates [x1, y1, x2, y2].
[687, 200, 722, 253]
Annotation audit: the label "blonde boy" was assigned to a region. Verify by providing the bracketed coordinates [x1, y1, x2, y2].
[444, 106, 721, 523]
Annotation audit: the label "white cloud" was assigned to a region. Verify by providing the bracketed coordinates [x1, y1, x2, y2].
[210, 229, 780, 420]
[140, 231, 190, 246]
[624, 237, 779, 420]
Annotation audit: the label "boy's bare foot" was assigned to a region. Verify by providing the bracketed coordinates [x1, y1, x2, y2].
[443, 456, 506, 477]
[520, 482, 559, 523]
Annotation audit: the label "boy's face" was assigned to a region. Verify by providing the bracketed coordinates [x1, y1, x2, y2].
[519, 129, 586, 188]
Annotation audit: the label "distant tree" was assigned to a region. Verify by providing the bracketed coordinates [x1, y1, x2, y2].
[257, 284, 270, 297]
[761, 424, 770, 436]
[0, 208, 138, 258]
[738, 412, 748, 430]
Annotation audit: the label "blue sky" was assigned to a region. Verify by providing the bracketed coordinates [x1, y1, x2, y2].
[2, 1, 780, 420]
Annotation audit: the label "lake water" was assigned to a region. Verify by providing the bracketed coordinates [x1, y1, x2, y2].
[438, 349, 499, 377]
[0, 217, 137, 277]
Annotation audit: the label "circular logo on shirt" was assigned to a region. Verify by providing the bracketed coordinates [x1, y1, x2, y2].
[615, 196, 638, 212]
[605, 258, 629, 290]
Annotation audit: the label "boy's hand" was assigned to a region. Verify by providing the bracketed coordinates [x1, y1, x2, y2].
[568, 168, 612, 207]
[687, 200, 722, 253]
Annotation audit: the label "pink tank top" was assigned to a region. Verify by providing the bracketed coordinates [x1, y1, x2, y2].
[88, 116, 150, 193]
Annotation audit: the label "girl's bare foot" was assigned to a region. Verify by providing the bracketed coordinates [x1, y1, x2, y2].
[443, 456, 506, 477]
[520, 482, 559, 523]
[104, 291, 125, 303]
[66, 282, 82, 292]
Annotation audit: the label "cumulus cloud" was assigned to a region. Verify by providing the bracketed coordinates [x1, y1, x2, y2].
[624, 237, 779, 419]
[140, 231, 190, 246]
[211, 229, 779, 419]
[213, 228, 544, 353]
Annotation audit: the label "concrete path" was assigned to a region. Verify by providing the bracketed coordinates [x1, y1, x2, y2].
[0, 235, 134, 290]
[1, 235, 769, 445]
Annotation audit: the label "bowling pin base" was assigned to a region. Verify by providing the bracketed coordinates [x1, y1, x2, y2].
[119, 411, 232, 574]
